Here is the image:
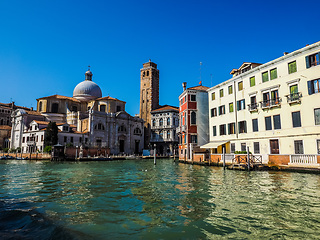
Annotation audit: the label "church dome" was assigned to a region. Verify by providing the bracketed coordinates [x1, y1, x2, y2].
[73, 68, 102, 102]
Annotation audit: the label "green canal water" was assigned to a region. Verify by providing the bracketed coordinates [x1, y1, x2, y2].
[0, 159, 320, 239]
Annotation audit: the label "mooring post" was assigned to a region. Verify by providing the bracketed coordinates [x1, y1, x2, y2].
[154, 144, 156, 165]
[247, 146, 250, 171]
[223, 147, 226, 169]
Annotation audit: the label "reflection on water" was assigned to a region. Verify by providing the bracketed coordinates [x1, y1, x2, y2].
[1, 159, 320, 239]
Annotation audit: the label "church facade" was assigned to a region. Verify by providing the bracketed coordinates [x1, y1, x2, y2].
[11, 68, 144, 155]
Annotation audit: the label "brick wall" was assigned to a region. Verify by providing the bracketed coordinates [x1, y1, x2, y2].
[268, 155, 290, 166]
[193, 153, 205, 162]
[210, 154, 221, 163]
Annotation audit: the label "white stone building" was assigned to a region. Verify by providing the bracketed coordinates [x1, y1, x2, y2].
[150, 105, 179, 155]
[11, 68, 144, 155]
[204, 41, 320, 162]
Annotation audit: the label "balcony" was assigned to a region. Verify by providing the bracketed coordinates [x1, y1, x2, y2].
[286, 92, 302, 104]
[248, 103, 258, 112]
[27, 140, 36, 146]
[261, 97, 281, 109]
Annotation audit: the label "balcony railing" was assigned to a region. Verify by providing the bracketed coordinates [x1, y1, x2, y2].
[290, 154, 319, 165]
[27, 140, 36, 145]
[286, 92, 302, 104]
[248, 103, 258, 112]
[261, 97, 281, 109]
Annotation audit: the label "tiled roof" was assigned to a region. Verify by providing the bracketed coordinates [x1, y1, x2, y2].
[33, 120, 50, 125]
[26, 110, 43, 116]
[36, 94, 80, 103]
[187, 85, 210, 91]
[151, 105, 179, 113]
[96, 96, 126, 103]
[0, 125, 12, 130]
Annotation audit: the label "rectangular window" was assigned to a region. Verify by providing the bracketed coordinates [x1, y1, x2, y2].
[294, 140, 304, 154]
[41, 135, 44, 142]
[230, 143, 235, 153]
[270, 139, 279, 154]
[250, 76, 255, 87]
[238, 81, 243, 91]
[290, 84, 298, 95]
[315, 108, 320, 125]
[273, 115, 281, 130]
[317, 140, 320, 154]
[191, 135, 197, 144]
[64, 136, 67, 142]
[211, 92, 215, 100]
[228, 85, 233, 94]
[241, 143, 246, 152]
[306, 52, 320, 68]
[71, 137, 73, 143]
[190, 95, 196, 101]
[288, 61, 297, 74]
[229, 102, 234, 113]
[307, 79, 320, 95]
[211, 108, 217, 117]
[265, 116, 272, 130]
[220, 89, 224, 98]
[228, 123, 235, 135]
[292, 111, 301, 127]
[219, 124, 226, 135]
[262, 71, 269, 82]
[22, 137, 25, 143]
[254, 142, 260, 154]
[238, 121, 247, 133]
[270, 68, 277, 80]
[219, 105, 225, 115]
[237, 99, 245, 111]
[213, 126, 217, 136]
[252, 119, 258, 132]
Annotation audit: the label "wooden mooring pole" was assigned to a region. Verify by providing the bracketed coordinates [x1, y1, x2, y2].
[247, 146, 250, 171]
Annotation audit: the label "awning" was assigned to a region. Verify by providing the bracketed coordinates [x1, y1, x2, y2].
[200, 141, 229, 149]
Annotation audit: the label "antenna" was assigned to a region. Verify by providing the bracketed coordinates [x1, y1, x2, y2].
[200, 62, 202, 85]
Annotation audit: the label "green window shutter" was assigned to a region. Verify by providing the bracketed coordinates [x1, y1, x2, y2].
[306, 56, 310, 68]
[262, 72, 268, 82]
[270, 69, 277, 80]
[250, 77, 255, 87]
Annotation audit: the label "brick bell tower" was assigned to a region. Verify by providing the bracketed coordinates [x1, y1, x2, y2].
[139, 60, 159, 149]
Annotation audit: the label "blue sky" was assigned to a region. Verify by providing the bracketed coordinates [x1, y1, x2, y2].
[1, 0, 320, 115]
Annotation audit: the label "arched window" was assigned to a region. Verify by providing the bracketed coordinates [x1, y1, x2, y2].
[134, 128, 142, 135]
[191, 112, 196, 124]
[152, 119, 156, 127]
[51, 103, 59, 113]
[167, 131, 170, 139]
[159, 118, 163, 126]
[159, 131, 163, 140]
[118, 125, 127, 132]
[95, 123, 105, 130]
[167, 117, 170, 126]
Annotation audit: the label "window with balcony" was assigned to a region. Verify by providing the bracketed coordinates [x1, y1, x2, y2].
[314, 108, 320, 125]
[262, 71, 269, 83]
[211, 108, 217, 117]
[270, 68, 277, 80]
[292, 111, 301, 128]
[238, 81, 243, 91]
[237, 99, 245, 111]
[287, 84, 301, 103]
[228, 85, 233, 94]
[228, 123, 235, 135]
[254, 142, 260, 154]
[252, 119, 258, 132]
[167, 131, 171, 139]
[262, 89, 280, 108]
[265, 116, 272, 130]
[249, 96, 257, 111]
[159, 131, 163, 140]
[273, 115, 281, 130]
[238, 121, 247, 133]
[270, 139, 279, 154]
[288, 61, 297, 74]
[307, 78, 320, 95]
[211, 92, 215, 101]
[306, 52, 320, 68]
[191, 112, 196, 124]
[213, 126, 217, 136]
[220, 89, 224, 98]
[294, 140, 304, 154]
[219, 124, 226, 135]
[250, 76, 255, 87]
[229, 102, 234, 113]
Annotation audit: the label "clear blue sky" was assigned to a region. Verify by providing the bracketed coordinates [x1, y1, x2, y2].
[1, 0, 319, 115]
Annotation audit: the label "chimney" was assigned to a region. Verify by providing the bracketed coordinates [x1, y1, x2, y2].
[30, 107, 33, 111]
[182, 82, 187, 91]
[283, 52, 289, 55]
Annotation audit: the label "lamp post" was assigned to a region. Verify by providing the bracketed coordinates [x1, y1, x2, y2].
[75, 145, 78, 160]
[154, 144, 156, 165]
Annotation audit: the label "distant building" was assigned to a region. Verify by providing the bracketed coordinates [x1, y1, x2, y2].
[150, 105, 179, 155]
[0, 125, 11, 149]
[177, 83, 209, 160]
[0, 102, 30, 126]
[139, 60, 159, 148]
[11, 68, 144, 154]
[204, 41, 320, 164]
